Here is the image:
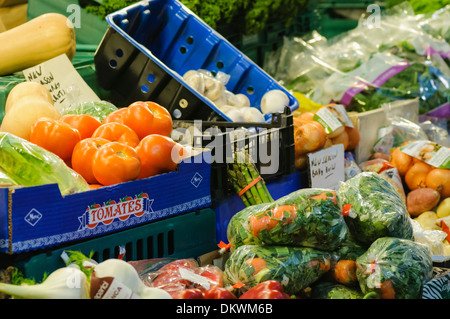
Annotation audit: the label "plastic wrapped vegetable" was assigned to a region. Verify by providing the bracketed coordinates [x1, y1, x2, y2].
[327, 235, 367, 286]
[62, 100, 118, 122]
[333, 234, 367, 261]
[337, 172, 414, 245]
[0, 168, 17, 185]
[356, 237, 433, 299]
[227, 188, 348, 251]
[223, 245, 332, 295]
[134, 258, 229, 299]
[310, 281, 367, 299]
[0, 132, 90, 195]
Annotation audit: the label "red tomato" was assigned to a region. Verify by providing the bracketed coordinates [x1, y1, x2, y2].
[92, 141, 141, 186]
[59, 114, 102, 140]
[143, 101, 173, 136]
[135, 134, 183, 179]
[92, 122, 140, 148]
[124, 101, 155, 140]
[102, 107, 128, 124]
[30, 117, 81, 161]
[71, 137, 110, 184]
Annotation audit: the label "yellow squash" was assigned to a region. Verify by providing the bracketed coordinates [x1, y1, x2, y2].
[0, 13, 76, 76]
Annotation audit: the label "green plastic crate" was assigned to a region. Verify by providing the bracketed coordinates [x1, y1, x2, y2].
[317, 2, 386, 39]
[9, 208, 217, 282]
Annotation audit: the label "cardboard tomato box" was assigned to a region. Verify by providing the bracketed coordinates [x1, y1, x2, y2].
[0, 151, 212, 254]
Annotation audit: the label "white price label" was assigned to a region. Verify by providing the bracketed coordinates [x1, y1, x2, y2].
[308, 144, 345, 189]
[22, 54, 100, 111]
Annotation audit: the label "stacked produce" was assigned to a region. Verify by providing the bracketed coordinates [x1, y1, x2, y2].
[264, 2, 450, 121]
[221, 171, 436, 299]
[0, 81, 188, 190]
[0, 1, 448, 301]
[182, 69, 290, 122]
[293, 103, 360, 170]
[337, 172, 414, 245]
[226, 188, 347, 250]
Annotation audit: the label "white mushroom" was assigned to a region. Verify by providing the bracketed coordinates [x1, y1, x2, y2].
[204, 78, 225, 102]
[213, 94, 228, 108]
[223, 90, 239, 107]
[260, 89, 290, 114]
[225, 108, 245, 122]
[234, 93, 251, 108]
[241, 107, 266, 123]
[183, 70, 205, 94]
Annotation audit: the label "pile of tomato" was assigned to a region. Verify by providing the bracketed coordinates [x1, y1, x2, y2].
[29, 101, 186, 187]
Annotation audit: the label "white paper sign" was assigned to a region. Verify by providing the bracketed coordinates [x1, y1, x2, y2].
[22, 54, 100, 111]
[308, 144, 345, 190]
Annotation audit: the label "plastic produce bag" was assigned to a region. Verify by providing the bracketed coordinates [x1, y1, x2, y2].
[264, 35, 338, 99]
[417, 5, 450, 44]
[358, 158, 406, 203]
[356, 237, 433, 299]
[223, 244, 332, 295]
[0, 132, 90, 195]
[332, 234, 367, 262]
[61, 100, 118, 122]
[135, 258, 225, 299]
[0, 168, 17, 186]
[310, 281, 366, 299]
[337, 172, 414, 245]
[411, 218, 448, 256]
[227, 188, 348, 251]
[372, 115, 429, 156]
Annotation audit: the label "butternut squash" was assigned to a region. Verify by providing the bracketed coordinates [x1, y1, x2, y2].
[0, 13, 76, 76]
[5, 81, 53, 114]
[0, 96, 61, 140]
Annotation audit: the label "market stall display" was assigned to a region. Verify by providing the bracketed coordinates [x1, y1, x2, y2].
[0, 0, 448, 301]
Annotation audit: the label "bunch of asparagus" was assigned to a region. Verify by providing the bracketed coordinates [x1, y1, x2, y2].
[227, 151, 273, 206]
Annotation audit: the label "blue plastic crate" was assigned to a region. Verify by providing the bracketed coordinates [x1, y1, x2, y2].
[94, 0, 299, 122]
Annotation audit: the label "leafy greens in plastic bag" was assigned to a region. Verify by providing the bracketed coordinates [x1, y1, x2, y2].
[223, 244, 332, 295]
[337, 172, 414, 245]
[356, 237, 433, 299]
[226, 188, 348, 251]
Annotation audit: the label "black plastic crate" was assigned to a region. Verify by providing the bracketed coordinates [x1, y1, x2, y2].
[172, 108, 295, 200]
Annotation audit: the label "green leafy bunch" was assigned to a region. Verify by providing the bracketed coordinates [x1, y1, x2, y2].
[85, 0, 141, 20]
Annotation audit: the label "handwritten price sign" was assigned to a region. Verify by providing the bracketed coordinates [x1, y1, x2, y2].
[23, 54, 100, 111]
[308, 144, 345, 190]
